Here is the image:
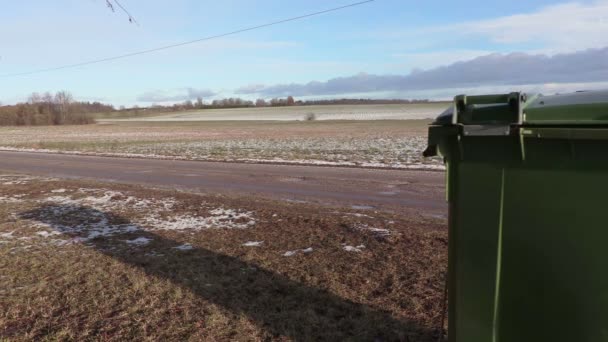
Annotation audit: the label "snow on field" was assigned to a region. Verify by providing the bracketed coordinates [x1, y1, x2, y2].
[7, 187, 256, 248]
[355, 223, 391, 237]
[102, 104, 446, 122]
[0, 118, 446, 170]
[283, 247, 314, 257]
[107, 135, 439, 168]
[126, 237, 152, 246]
[242, 241, 264, 247]
[0, 175, 51, 185]
[173, 244, 193, 251]
[283, 250, 298, 257]
[36, 231, 62, 238]
[144, 211, 255, 231]
[0, 175, 57, 185]
[1, 231, 15, 239]
[24, 204, 140, 242]
[343, 244, 366, 252]
[0, 196, 25, 203]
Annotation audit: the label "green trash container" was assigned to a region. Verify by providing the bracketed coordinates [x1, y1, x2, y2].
[424, 90, 608, 342]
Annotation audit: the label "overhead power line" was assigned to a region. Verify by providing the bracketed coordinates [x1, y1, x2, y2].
[0, 0, 374, 78]
[111, 0, 139, 25]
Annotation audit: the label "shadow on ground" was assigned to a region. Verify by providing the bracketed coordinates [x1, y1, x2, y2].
[20, 204, 438, 341]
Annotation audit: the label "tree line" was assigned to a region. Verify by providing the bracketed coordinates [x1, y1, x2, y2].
[144, 95, 433, 111]
[1, 92, 440, 126]
[0, 91, 112, 126]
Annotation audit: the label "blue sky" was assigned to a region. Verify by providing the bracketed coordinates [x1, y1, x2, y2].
[1, 0, 608, 106]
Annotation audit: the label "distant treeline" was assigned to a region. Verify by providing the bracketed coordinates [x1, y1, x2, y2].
[0, 91, 111, 126]
[0, 92, 442, 126]
[142, 96, 438, 111]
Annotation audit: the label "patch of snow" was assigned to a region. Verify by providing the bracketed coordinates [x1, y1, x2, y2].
[27, 204, 142, 242]
[283, 247, 313, 256]
[0, 196, 24, 203]
[173, 243, 193, 251]
[51, 189, 67, 193]
[0, 175, 53, 185]
[36, 231, 61, 238]
[16, 190, 256, 249]
[368, 228, 390, 236]
[355, 223, 391, 237]
[0, 231, 14, 238]
[125, 237, 152, 246]
[242, 241, 264, 247]
[343, 244, 366, 252]
[345, 212, 374, 218]
[144, 208, 255, 231]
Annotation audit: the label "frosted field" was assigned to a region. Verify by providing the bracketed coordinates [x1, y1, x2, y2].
[102, 103, 448, 122]
[0, 120, 444, 169]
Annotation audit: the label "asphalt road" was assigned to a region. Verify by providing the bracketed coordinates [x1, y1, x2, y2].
[0, 151, 446, 215]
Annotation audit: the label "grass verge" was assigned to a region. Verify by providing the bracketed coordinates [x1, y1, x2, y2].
[0, 174, 447, 341]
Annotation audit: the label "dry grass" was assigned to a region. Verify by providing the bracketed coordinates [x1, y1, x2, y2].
[0, 174, 447, 341]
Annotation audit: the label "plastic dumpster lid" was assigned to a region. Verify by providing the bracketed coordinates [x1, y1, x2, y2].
[523, 90, 608, 125]
[431, 89, 608, 127]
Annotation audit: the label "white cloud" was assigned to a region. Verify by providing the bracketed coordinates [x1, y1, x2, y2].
[392, 81, 608, 101]
[137, 88, 217, 103]
[457, 1, 608, 51]
[235, 84, 266, 94]
[391, 50, 494, 71]
[237, 47, 608, 97]
[378, 1, 608, 57]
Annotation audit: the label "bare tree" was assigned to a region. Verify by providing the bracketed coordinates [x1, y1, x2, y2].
[54, 91, 74, 124]
[28, 92, 42, 104]
[256, 99, 267, 107]
[287, 96, 295, 106]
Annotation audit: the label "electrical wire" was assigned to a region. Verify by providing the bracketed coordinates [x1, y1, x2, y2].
[0, 0, 374, 78]
[112, 0, 139, 25]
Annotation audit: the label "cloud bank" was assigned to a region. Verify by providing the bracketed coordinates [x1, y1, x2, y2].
[455, 1, 608, 52]
[235, 47, 608, 97]
[137, 88, 217, 103]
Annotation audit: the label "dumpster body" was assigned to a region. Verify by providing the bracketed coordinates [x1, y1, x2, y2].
[425, 90, 608, 342]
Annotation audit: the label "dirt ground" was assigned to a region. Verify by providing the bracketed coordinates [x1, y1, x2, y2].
[0, 174, 447, 341]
